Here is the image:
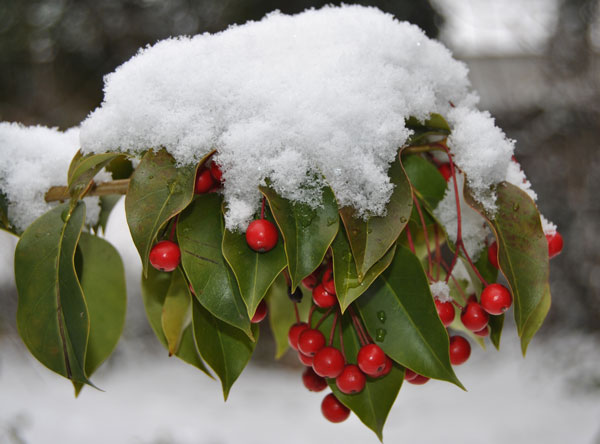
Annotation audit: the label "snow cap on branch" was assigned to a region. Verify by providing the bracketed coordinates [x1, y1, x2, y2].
[430, 281, 451, 303]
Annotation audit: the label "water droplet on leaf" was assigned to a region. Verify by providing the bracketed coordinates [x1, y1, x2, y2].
[61, 208, 70, 222]
[326, 217, 337, 226]
[367, 228, 373, 234]
[377, 311, 386, 323]
[400, 216, 407, 223]
[512, 202, 520, 211]
[375, 328, 387, 342]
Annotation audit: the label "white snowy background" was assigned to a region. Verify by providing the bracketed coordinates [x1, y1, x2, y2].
[1, 1, 600, 443]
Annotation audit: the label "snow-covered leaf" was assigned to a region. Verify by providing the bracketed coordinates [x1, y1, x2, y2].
[68, 150, 123, 199]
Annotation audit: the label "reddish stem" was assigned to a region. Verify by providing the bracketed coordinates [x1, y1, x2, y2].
[349, 306, 371, 345]
[293, 302, 300, 324]
[168, 216, 178, 242]
[314, 307, 334, 330]
[260, 197, 266, 220]
[440, 259, 467, 308]
[329, 312, 339, 346]
[434, 225, 442, 281]
[405, 226, 416, 255]
[307, 305, 317, 327]
[338, 316, 346, 360]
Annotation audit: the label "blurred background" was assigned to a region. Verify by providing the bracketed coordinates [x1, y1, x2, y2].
[0, 1, 599, 443]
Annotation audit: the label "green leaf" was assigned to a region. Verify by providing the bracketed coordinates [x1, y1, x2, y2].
[339, 159, 412, 280]
[465, 182, 551, 355]
[331, 227, 396, 312]
[405, 113, 451, 145]
[356, 245, 463, 388]
[125, 149, 199, 276]
[488, 314, 505, 350]
[265, 272, 312, 358]
[178, 194, 252, 337]
[68, 151, 123, 199]
[326, 316, 403, 441]
[73, 233, 127, 395]
[222, 216, 287, 318]
[15, 202, 93, 386]
[401, 154, 447, 209]
[260, 185, 339, 290]
[161, 268, 192, 356]
[141, 266, 211, 375]
[105, 156, 134, 180]
[192, 298, 258, 400]
[95, 195, 121, 234]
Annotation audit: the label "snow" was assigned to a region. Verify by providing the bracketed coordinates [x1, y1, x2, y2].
[79, 5, 483, 231]
[430, 281, 451, 302]
[0, 123, 103, 232]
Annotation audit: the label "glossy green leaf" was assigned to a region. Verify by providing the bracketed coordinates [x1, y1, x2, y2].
[141, 266, 211, 375]
[465, 182, 551, 355]
[331, 227, 396, 312]
[125, 149, 198, 276]
[161, 268, 192, 356]
[339, 159, 412, 280]
[356, 245, 463, 388]
[178, 194, 252, 337]
[401, 154, 447, 209]
[222, 220, 287, 318]
[265, 273, 312, 358]
[105, 156, 134, 179]
[326, 316, 403, 441]
[15, 202, 93, 386]
[95, 195, 121, 234]
[405, 113, 451, 145]
[260, 185, 339, 290]
[73, 233, 127, 395]
[68, 151, 123, 199]
[192, 299, 258, 400]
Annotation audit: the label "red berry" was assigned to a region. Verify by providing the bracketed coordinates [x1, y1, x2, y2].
[480, 283, 512, 315]
[302, 367, 327, 392]
[434, 299, 455, 327]
[378, 356, 393, 377]
[313, 347, 345, 378]
[336, 364, 366, 394]
[321, 393, 350, 423]
[298, 351, 314, 366]
[298, 329, 326, 357]
[488, 241, 499, 269]
[546, 232, 563, 259]
[405, 369, 429, 385]
[438, 163, 452, 181]
[251, 300, 267, 323]
[312, 283, 337, 308]
[461, 301, 489, 332]
[288, 322, 309, 350]
[246, 219, 278, 253]
[194, 168, 214, 194]
[474, 326, 490, 337]
[357, 344, 386, 376]
[302, 272, 319, 290]
[149, 240, 181, 272]
[322, 267, 336, 295]
[209, 161, 223, 183]
[449, 335, 471, 365]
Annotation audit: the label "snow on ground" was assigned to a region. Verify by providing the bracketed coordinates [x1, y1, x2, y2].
[1, 329, 599, 444]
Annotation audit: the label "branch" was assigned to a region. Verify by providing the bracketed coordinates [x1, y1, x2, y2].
[45, 179, 130, 202]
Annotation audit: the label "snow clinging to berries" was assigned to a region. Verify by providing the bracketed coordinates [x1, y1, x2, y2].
[78, 4, 527, 232]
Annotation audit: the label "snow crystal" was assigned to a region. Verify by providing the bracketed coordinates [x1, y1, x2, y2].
[0, 123, 102, 232]
[540, 214, 557, 235]
[434, 173, 490, 259]
[430, 281, 451, 302]
[505, 158, 537, 202]
[79, 5, 476, 230]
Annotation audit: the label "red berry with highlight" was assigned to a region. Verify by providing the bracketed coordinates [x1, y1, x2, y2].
[298, 351, 314, 366]
[546, 231, 564, 259]
[246, 219, 278, 253]
[438, 163, 452, 181]
[149, 240, 181, 272]
[312, 283, 337, 308]
[288, 322, 308, 350]
[474, 326, 490, 337]
[298, 329, 326, 357]
[434, 299, 455, 327]
[194, 168, 214, 194]
[336, 364, 366, 394]
[449, 335, 471, 365]
[251, 300, 267, 323]
[461, 301, 489, 332]
[378, 356, 393, 377]
[480, 283, 512, 315]
[209, 161, 223, 183]
[321, 393, 350, 423]
[313, 347, 345, 378]
[302, 367, 327, 392]
[357, 344, 386, 376]
[488, 241, 499, 269]
[322, 267, 336, 295]
[405, 369, 429, 385]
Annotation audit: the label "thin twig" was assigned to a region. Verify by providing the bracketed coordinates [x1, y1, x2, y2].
[45, 179, 130, 202]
